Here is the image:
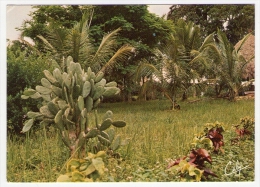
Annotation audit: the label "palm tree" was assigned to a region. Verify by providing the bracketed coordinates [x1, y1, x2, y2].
[213, 29, 254, 101]
[135, 21, 218, 109]
[37, 8, 134, 73]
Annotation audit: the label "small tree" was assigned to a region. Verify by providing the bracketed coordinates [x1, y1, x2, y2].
[213, 30, 254, 101]
[135, 27, 218, 109]
[21, 56, 126, 158]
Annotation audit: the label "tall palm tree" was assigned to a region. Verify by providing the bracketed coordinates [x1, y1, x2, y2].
[37, 8, 134, 73]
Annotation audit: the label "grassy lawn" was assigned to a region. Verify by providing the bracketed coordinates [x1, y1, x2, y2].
[7, 98, 255, 182]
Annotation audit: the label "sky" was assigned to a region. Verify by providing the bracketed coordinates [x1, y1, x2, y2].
[6, 5, 33, 41]
[6, 5, 172, 42]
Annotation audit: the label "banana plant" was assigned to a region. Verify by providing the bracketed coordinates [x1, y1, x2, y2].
[21, 56, 126, 158]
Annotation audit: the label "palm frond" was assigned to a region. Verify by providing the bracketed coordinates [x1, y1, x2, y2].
[66, 11, 92, 63]
[99, 45, 134, 74]
[37, 35, 56, 52]
[217, 29, 234, 75]
[236, 33, 252, 53]
[198, 33, 215, 51]
[91, 28, 121, 67]
[135, 60, 162, 81]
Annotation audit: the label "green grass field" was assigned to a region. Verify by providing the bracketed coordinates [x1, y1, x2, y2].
[7, 98, 255, 182]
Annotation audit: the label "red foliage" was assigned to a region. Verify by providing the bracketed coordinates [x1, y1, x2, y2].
[206, 128, 224, 153]
[167, 148, 218, 179]
[167, 156, 187, 169]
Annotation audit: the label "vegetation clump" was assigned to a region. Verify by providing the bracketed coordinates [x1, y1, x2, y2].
[21, 57, 126, 158]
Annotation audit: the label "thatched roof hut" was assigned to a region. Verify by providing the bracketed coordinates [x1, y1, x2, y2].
[235, 34, 255, 80]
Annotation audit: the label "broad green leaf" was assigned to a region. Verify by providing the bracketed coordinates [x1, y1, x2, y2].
[68, 61, 76, 74]
[36, 86, 52, 95]
[57, 100, 68, 110]
[188, 164, 196, 176]
[95, 79, 106, 87]
[179, 160, 189, 173]
[21, 95, 29, 99]
[64, 73, 72, 88]
[43, 70, 57, 83]
[106, 128, 115, 142]
[78, 96, 84, 111]
[47, 101, 60, 115]
[74, 63, 83, 75]
[22, 119, 34, 133]
[57, 174, 71, 182]
[201, 137, 213, 148]
[93, 86, 105, 100]
[103, 110, 113, 121]
[103, 87, 120, 97]
[79, 163, 89, 171]
[27, 111, 43, 119]
[41, 78, 51, 88]
[51, 85, 62, 97]
[67, 159, 80, 172]
[111, 135, 121, 151]
[71, 171, 84, 182]
[84, 163, 96, 176]
[53, 68, 63, 85]
[112, 120, 126, 128]
[94, 72, 104, 83]
[193, 168, 203, 182]
[92, 157, 105, 175]
[54, 110, 63, 129]
[85, 96, 93, 112]
[87, 152, 96, 159]
[99, 118, 112, 131]
[82, 81, 91, 98]
[41, 94, 51, 101]
[23, 88, 36, 96]
[105, 81, 117, 87]
[96, 151, 106, 158]
[30, 92, 42, 99]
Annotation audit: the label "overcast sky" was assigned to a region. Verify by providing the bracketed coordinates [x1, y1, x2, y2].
[6, 5, 171, 41]
[6, 5, 33, 41]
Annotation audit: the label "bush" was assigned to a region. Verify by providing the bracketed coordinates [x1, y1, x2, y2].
[7, 41, 56, 134]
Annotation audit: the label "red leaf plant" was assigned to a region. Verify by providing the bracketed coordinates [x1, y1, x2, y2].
[231, 117, 254, 144]
[234, 124, 252, 138]
[167, 148, 218, 179]
[206, 127, 224, 153]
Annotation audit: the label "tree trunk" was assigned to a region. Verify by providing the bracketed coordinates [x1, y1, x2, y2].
[192, 79, 196, 98]
[215, 84, 223, 97]
[193, 87, 196, 98]
[127, 91, 132, 102]
[182, 91, 187, 101]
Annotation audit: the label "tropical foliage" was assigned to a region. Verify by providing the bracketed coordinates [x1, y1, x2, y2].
[167, 5, 255, 44]
[135, 20, 219, 108]
[6, 5, 255, 182]
[36, 10, 134, 74]
[21, 55, 128, 158]
[7, 39, 56, 134]
[212, 30, 254, 100]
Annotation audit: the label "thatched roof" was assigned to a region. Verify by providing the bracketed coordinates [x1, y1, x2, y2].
[235, 34, 255, 80]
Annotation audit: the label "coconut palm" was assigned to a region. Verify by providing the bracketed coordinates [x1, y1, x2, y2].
[37, 8, 134, 73]
[213, 29, 254, 101]
[135, 21, 218, 109]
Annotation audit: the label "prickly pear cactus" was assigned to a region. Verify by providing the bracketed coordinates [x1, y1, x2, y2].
[21, 56, 126, 158]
